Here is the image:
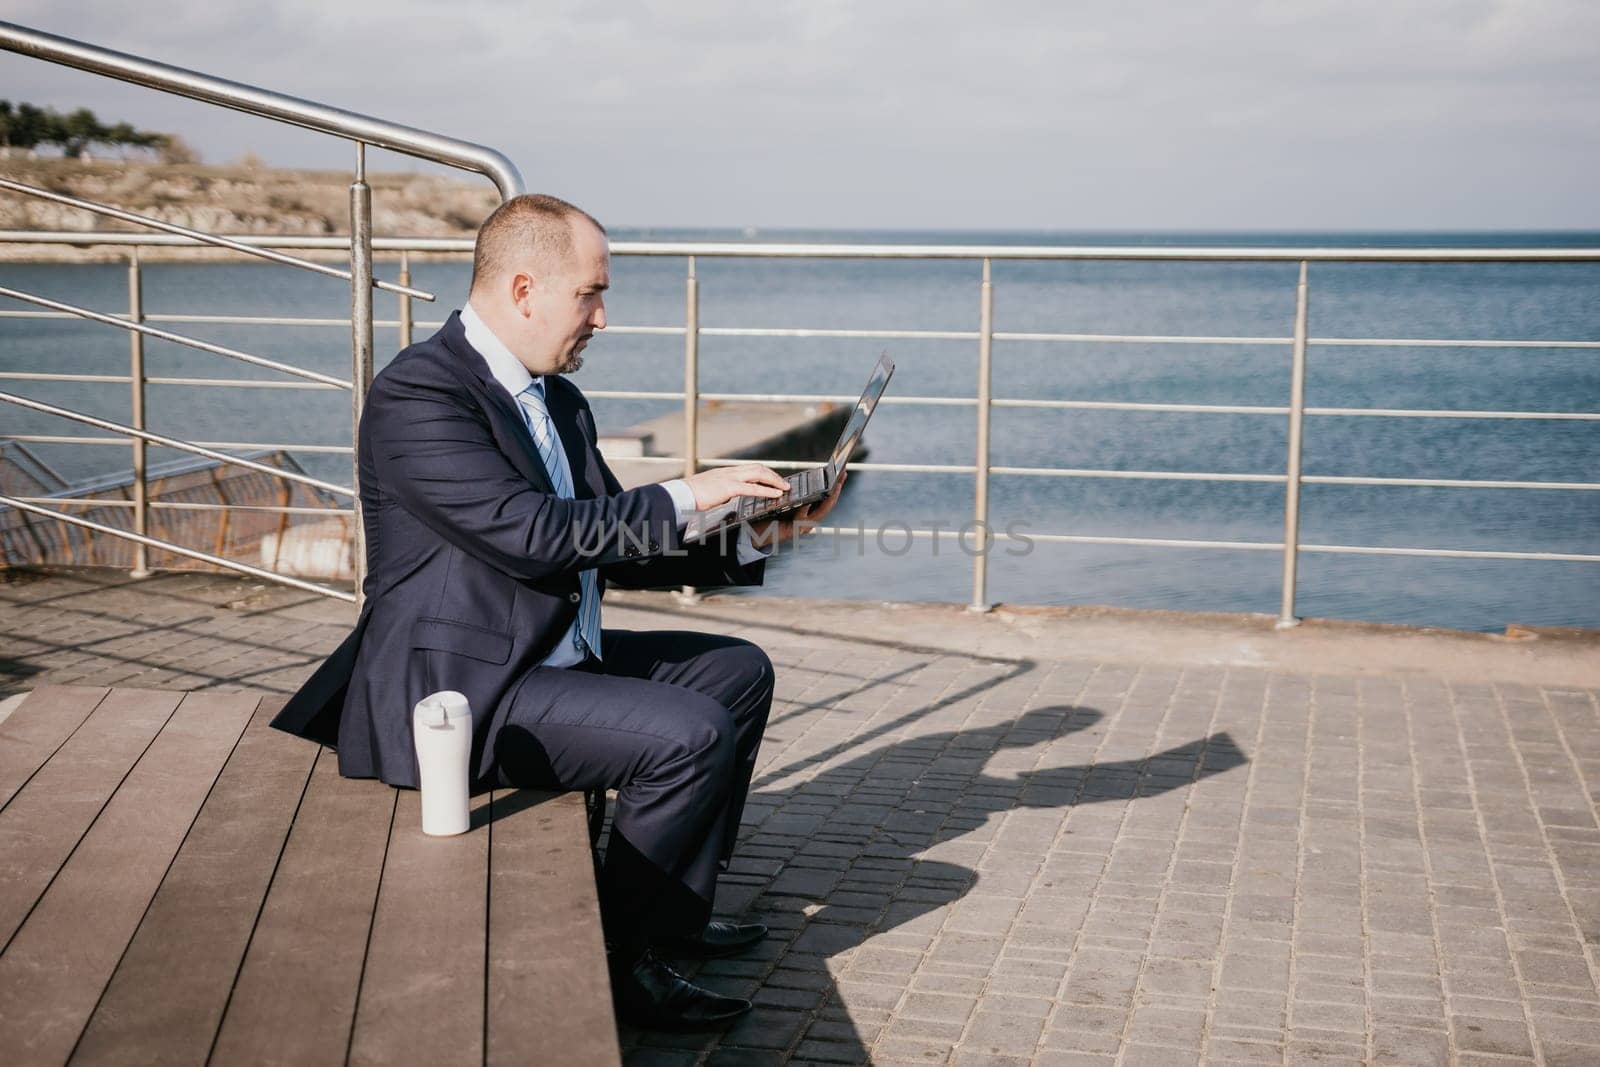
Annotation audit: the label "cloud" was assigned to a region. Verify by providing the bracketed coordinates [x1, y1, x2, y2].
[1, 0, 1595, 228]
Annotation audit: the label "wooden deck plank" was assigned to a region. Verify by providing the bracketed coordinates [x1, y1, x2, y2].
[0, 686, 108, 811]
[210, 748, 397, 1066]
[0, 690, 256, 1066]
[347, 788, 489, 1067]
[70, 698, 317, 1067]
[486, 790, 621, 1067]
[0, 687, 182, 949]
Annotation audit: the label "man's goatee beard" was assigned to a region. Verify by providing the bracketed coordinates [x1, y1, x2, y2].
[559, 351, 584, 374]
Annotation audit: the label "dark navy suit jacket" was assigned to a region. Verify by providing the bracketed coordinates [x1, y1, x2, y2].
[269, 312, 763, 787]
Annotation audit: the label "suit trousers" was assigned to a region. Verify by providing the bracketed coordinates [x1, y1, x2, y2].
[490, 628, 774, 953]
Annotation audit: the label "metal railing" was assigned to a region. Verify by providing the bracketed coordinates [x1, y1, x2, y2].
[2, 230, 1597, 626]
[0, 20, 523, 602]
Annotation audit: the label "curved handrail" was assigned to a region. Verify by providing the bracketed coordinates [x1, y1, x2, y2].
[0, 20, 525, 199]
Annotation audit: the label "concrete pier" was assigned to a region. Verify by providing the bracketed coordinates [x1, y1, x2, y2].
[2, 568, 1597, 1065]
[601, 400, 853, 489]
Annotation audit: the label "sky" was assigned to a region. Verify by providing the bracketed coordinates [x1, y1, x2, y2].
[2, 0, 1597, 231]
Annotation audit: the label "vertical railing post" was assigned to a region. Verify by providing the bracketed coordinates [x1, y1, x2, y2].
[398, 248, 414, 350]
[349, 142, 375, 607]
[970, 257, 994, 612]
[1278, 260, 1310, 629]
[683, 255, 700, 480]
[680, 255, 701, 603]
[127, 247, 150, 578]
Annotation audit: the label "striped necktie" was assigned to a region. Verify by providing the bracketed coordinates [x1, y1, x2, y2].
[516, 379, 602, 661]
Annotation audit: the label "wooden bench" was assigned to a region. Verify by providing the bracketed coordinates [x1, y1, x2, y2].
[0, 686, 621, 1066]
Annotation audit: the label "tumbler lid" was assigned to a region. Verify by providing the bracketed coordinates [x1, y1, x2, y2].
[414, 690, 471, 728]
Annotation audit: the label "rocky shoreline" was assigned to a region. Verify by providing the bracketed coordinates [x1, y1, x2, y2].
[0, 158, 497, 261]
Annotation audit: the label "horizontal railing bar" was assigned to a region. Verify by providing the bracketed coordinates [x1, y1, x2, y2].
[1300, 543, 1599, 563]
[1015, 531, 1283, 551]
[1, 495, 353, 516]
[604, 325, 690, 336]
[8, 436, 1580, 491]
[4, 230, 1599, 262]
[701, 392, 975, 406]
[0, 22, 523, 199]
[992, 469, 1599, 491]
[3, 433, 349, 454]
[147, 388, 1599, 420]
[584, 390, 975, 407]
[808, 525, 1598, 562]
[12, 487, 1585, 567]
[804, 525, 1284, 551]
[610, 460, 1597, 490]
[995, 331, 1289, 346]
[1314, 337, 1600, 350]
[1307, 407, 1600, 421]
[3, 435, 349, 453]
[150, 500, 354, 516]
[2, 433, 130, 446]
[1011, 532, 1599, 561]
[700, 327, 979, 341]
[0, 231, 481, 251]
[696, 457, 977, 474]
[996, 333, 1600, 350]
[610, 243, 1600, 263]
[190, 440, 354, 454]
[152, 313, 351, 327]
[992, 466, 1286, 483]
[594, 391, 1285, 415]
[0, 372, 132, 383]
[1304, 475, 1600, 491]
[0, 176, 434, 301]
[0, 284, 351, 389]
[0, 491, 357, 602]
[993, 398, 1289, 415]
[0, 310, 417, 330]
[584, 390, 686, 401]
[5, 495, 133, 508]
[604, 454, 819, 470]
[444, 321, 1600, 351]
[0, 390, 354, 497]
[613, 455, 976, 475]
[146, 377, 342, 390]
[18, 304, 1592, 355]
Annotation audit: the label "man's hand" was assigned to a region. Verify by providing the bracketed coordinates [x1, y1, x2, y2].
[683, 463, 790, 510]
[748, 470, 847, 547]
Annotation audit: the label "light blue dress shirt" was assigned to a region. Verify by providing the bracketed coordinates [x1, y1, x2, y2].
[460, 303, 770, 667]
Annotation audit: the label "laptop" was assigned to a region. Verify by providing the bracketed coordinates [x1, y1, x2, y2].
[682, 353, 895, 543]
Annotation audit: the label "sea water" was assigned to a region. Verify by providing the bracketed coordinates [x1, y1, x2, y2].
[2, 229, 1596, 631]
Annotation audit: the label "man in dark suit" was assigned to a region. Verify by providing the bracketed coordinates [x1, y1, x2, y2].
[272, 194, 843, 1030]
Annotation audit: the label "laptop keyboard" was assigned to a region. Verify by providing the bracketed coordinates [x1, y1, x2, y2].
[736, 466, 824, 518]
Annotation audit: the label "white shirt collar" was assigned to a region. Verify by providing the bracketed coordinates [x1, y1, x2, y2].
[461, 301, 540, 399]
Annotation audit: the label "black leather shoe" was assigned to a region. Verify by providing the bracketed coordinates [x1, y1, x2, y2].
[611, 950, 752, 1031]
[654, 920, 769, 960]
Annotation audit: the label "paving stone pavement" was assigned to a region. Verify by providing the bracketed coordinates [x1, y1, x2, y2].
[3, 567, 1599, 1066]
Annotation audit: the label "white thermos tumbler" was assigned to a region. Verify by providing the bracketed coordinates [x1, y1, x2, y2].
[412, 690, 473, 836]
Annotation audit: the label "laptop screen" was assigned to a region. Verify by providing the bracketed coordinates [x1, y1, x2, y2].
[827, 354, 895, 477]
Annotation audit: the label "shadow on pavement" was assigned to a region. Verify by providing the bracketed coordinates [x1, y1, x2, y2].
[620, 704, 1248, 1063]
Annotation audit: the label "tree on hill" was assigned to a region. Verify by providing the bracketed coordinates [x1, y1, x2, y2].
[0, 102, 51, 154]
[0, 101, 192, 162]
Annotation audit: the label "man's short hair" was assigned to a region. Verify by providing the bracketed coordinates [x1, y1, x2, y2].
[469, 194, 606, 292]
